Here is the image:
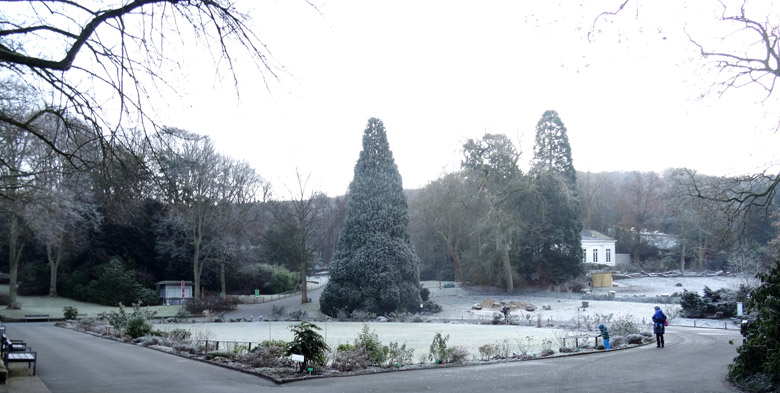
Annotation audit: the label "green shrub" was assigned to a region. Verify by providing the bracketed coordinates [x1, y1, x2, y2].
[258, 339, 288, 349]
[355, 324, 386, 365]
[205, 351, 235, 361]
[106, 302, 157, 330]
[385, 341, 414, 366]
[428, 332, 453, 363]
[126, 316, 152, 338]
[65, 258, 158, 306]
[349, 309, 376, 321]
[284, 321, 329, 372]
[185, 297, 238, 314]
[420, 287, 430, 301]
[270, 305, 286, 321]
[729, 260, 780, 389]
[680, 286, 738, 318]
[421, 300, 442, 313]
[63, 306, 79, 320]
[265, 266, 300, 294]
[289, 309, 307, 321]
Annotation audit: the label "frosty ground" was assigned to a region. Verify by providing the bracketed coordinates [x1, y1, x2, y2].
[156, 275, 745, 358]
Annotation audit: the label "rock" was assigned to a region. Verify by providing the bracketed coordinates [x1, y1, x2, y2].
[675, 283, 683, 287]
[472, 304, 482, 310]
[376, 316, 388, 322]
[525, 305, 536, 312]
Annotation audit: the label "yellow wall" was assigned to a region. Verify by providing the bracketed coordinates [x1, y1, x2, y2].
[591, 272, 613, 288]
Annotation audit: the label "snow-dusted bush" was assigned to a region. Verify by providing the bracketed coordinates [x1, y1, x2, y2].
[609, 315, 641, 336]
[541, 348, 555, 357]
[238, 344, 287, 368]
[166, 328, 192, 343]
[625, 334, 644, 345]
[449, 346, 469, 363]
[205, 351, 235, 361]
[479, 344, 497, 360]
[172, 342, 201, 355]
[331, 347, 372, 371]
[135, 336, 165, 347]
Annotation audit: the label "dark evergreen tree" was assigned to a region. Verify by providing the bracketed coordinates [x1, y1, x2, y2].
[518, 110, 583, 285]
[319, 118, 422, 316]
[729, 260, 780, 387]
[532, 110, 577, 186]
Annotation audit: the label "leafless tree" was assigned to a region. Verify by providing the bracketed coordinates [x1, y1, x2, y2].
[618, 171, 662, 264]
[155, 130, 265, 298]
[0, 0, 283, 188]
[411, 172, 475, 282]
[266, 170, 327, 304]
[592, 1, 780, 223]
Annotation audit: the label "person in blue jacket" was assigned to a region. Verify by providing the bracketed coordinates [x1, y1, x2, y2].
[598, 324, 610, 349]
[652, 306, 667, 348]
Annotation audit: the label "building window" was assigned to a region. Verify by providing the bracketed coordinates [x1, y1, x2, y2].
[583, 249, 587, 263]
[606, 249, 612, 263]
[593, 249, 598, 263]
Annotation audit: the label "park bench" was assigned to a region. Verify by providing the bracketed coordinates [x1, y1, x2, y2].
[560, 335, 601, 348]
[2, 336, 37, 375]
[23, 314, 49, 322]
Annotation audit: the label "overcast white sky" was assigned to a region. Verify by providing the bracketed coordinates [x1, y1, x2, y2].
[161, 1, 780, 197]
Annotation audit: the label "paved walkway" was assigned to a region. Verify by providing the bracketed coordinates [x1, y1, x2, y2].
[3, 322, 743, 393]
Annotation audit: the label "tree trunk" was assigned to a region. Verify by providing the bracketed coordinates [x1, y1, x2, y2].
[219, 261, 226, 296]
[697, 231, 705, 271]
[499, 232, 513, 292]
[193, 237, 202, 299]
[7, 212, 20, 309]
[47, 244, 62, 297]
[447, 240, 464, 282]
[679, 241, 686, 274]
[301, 262, 309, 304]
[633, 231, 642, 265]
[502, 246, 513, 292]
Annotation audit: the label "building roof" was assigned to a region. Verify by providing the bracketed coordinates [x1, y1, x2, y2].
[581, 229, 615, 241]
[156, 281, 194, 285]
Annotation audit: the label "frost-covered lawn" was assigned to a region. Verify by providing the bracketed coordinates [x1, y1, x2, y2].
[158, 320, 562, 358]
[0, 285, 181, 320]
[1, 275, 745, 356]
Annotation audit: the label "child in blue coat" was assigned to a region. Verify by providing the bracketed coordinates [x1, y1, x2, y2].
[652, 306, 667, 348]
[598, 324, 610, 349]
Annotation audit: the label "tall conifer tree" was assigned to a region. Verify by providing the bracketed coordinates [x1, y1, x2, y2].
[320, 118, 421, 316]
[519, 110, 583, 284]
